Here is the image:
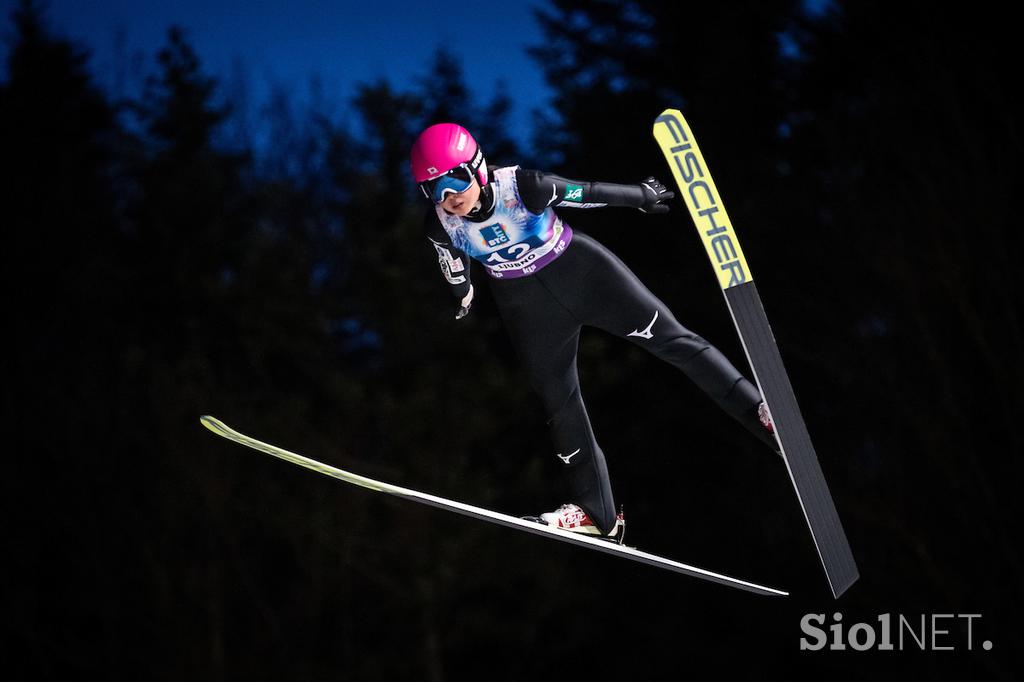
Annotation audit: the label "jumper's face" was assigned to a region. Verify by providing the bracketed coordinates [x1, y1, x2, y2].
[440, 177, 480, 216]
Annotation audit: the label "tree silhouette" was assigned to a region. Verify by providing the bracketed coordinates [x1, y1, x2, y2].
[531, 1, 1021, 677]
[3, 0, 1019, 678]
[1, 0, 137, 676]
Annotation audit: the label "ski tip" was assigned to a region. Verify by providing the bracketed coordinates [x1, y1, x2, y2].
[199, 415, 223, 432]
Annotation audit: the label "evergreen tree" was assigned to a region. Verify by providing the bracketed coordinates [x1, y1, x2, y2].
[1, 0, 129, 676]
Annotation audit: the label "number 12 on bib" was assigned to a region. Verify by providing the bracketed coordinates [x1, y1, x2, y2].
[653, 108, 858, 598]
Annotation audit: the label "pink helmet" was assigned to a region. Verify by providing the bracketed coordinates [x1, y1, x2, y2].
[410, 123, 488, 186]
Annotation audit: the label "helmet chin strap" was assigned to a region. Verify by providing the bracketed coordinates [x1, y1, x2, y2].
[466, 182, 496, 221]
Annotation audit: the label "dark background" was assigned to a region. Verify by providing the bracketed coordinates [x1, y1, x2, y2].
[3, 0, 1020, 679]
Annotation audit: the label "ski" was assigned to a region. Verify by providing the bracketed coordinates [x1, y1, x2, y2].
[653, 109, 859, 598]
[200, 415, 787, 597]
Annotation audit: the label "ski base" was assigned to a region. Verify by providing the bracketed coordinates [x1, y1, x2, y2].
[200, 416, 787, 597]
[652, 107, 858, 598]
[725, 282, 859, 597]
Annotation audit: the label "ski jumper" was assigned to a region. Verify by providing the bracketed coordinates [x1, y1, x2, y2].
[424, 166, 769, 533]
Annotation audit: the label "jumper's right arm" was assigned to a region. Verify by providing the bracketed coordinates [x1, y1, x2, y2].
[424, 212, 475, 319]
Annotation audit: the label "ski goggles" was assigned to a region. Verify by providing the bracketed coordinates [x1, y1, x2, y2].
[419, 163, 475, 203]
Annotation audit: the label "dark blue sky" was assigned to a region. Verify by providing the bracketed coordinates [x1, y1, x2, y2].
[1, 0, 552, 139]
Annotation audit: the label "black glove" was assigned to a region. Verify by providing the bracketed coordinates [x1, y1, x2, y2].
[455, 285, 474, 320]
[638, 176, 674, 214]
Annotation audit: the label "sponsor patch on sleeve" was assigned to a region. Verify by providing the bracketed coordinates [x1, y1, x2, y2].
[434, 243, 467, 284]
[564, 184, 584, 202]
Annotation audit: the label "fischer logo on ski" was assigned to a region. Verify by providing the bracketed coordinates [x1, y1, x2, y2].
[653, 111, 749, 289]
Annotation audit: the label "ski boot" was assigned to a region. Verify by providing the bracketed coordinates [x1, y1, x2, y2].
[758, 401, 782, 455]
[523, 503, 626, 545]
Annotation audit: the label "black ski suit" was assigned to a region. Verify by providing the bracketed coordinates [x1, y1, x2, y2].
[424, 166, 769, 533]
